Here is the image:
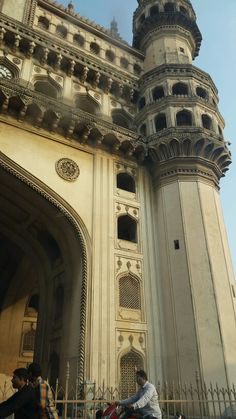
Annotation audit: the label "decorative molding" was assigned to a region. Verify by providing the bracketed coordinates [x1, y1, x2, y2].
[55, 158, 80, 182]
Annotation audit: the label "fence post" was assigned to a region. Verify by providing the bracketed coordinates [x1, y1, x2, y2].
[63, 362, 70, 419]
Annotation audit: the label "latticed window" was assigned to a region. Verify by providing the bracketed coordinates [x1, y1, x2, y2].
[119, 275, 141, 310]
[23, 329, 36, 351]
[120, 351, 144, 398]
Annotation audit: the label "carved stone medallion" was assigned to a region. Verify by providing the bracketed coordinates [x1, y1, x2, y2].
[55, 158, 80, 181]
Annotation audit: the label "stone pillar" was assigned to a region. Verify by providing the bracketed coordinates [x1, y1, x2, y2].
[151, 157, 236, 387]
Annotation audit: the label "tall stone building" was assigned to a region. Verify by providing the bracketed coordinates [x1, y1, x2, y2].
[0, 0, 236, 393]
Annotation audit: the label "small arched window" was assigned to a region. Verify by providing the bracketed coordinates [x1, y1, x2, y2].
[120, 351, 144, 398]
[118, 215, 137, 243]
[164, 2, 175, 12]
[120, 57, 129, 69]
[90, 42, 100, 55]
[73, 34, 84, 47]
[119, 274, 141, 310]
[218, 125, 223, 136]
[150, 6, 159, 16]
[155, 113, 167, 132]
[117, 173, 136, 193]
[139, 124, 147, 136]
[56, 25, 67, 39]
[106, 50, 115, 62]
[176, 110, 192, 126]
[139, 13, 145, 24]
[173, 82, 188, 96]
[138, 97, 146, 110]
[38, 16, 49, 30]
[25, 294, 39, 317]
[23, 329, 36, 352]
[196, 86, 207, 99]
[133, 64, 142, 76]
[179, 6, 188, 16]
[112, 110, 132, 129]
[153, 86, 165, 101]
[202, 114, 212, 130]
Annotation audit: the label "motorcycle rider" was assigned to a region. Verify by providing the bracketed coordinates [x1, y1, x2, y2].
[116, 370, 162, 419]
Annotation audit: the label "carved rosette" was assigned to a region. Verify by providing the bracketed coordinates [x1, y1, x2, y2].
[55, 158, 80, 182]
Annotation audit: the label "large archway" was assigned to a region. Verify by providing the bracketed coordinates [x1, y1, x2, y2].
[0, 152, 90, 388]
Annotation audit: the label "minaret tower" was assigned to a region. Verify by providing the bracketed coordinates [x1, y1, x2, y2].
[133, 0, 236, 386]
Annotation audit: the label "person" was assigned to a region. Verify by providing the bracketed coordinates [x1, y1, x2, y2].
[117, 370, 162, 419]
[27, 363, 59, 419]
[0, 368, 39, 419]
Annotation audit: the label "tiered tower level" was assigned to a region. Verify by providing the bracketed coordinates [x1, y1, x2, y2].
[133, 0, 236, 386]
[0, 0, 235, 390]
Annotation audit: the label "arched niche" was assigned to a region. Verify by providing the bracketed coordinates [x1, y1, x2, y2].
[119, 349, 144, 398]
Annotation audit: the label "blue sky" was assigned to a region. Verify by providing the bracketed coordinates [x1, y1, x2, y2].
[61, 0, 236, 274]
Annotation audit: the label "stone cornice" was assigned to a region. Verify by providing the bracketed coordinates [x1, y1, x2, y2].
[0, 78, 147, 162]
[148, 128, 231, 184]
[151, 157, 222, 189]
[0, 13, 141, 87]
[38, 0, 144, 57]
[133, 12, 202, 57]
[139, 64, 218, 96]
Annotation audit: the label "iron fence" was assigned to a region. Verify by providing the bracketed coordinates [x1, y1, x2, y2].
[1, 365, 236, 419]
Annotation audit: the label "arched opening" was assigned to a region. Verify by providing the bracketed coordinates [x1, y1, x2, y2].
[38, 16, 50, 30]
[75, 94, 100, 115]
[56, 25, 67, 39]
[22, 328, 36, 352]
[118, 215, 137, 243]
[164, 2, 175, 12]
[179, 6, 188, 16]
[119, 274, 141, 310]
[106, 50, 115, 62]
[139, 13, 145, 24]
[202, 114, 212, 130]
[120, 57, 129, 69]
[176, 110, 192, 126]
[117, 173, 136, 193]
[139, 123, 147, 136]
[196, 86, 208, 99]
[34, 80, 59, 99]
[172, 82, 188, 96]
[73, 34, 85, 47]
[90, 42, 100, 55]
[155, 113, 167, 131]
[138, 96, 146, 110]
[120, 351, 144, 398]
[150, 5, 159, 16]
[152, 86, 165, 101]
[112, 109, 133, 129]
[0, 157, 87, 386]
[133, 64, 142, 76]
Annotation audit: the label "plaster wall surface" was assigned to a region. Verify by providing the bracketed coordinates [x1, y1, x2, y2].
[0, 123, 94, 235]
[2, 0, 26, 22]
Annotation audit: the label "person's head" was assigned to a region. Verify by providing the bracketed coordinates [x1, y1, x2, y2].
[27, 362, 42, 382]
[12, 368, 29, 389]
[136, 370, 148, 386]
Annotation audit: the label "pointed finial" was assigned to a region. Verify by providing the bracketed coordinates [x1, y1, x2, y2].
[67, 1, 74, 14]
[110, 17, 119, 38]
